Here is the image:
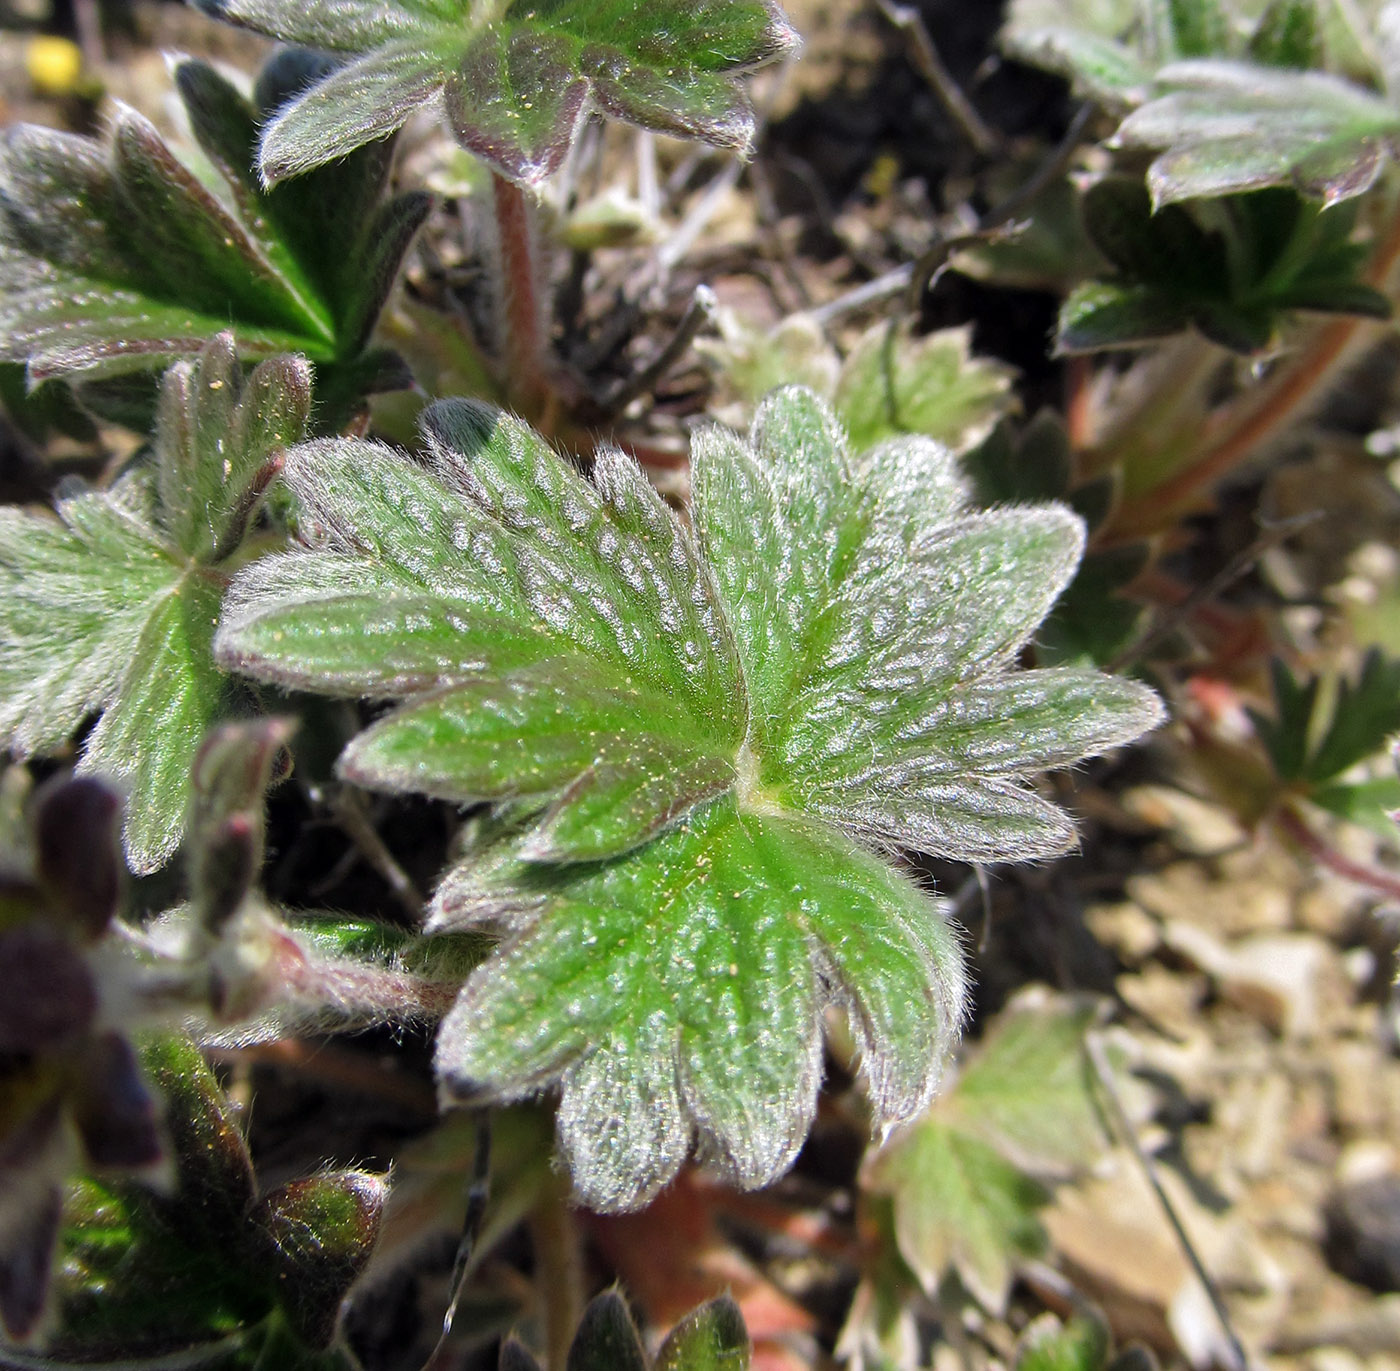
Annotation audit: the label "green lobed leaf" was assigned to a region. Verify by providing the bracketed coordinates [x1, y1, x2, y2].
[863, 1000, 1107, 1313]
[1114, 59, 1400, 206]
[866, 1118, 1049, 1311]
[197, 0, 800, 188]
[942, 1002, 1106, 1173]
[217, 387, 1163, 1208]
[1058, 177, 1390, 354]
[0, 54, 426, 415]
[0, 338, 308, 872]
[834, 322, 1017, 454]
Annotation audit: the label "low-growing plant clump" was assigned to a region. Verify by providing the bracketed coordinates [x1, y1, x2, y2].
[2, 0, 1399, 1368]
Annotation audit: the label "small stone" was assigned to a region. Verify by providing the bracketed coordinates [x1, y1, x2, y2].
[1131, 861, 1292, 939]
[1085, 900, 1162, 965]
[1117, 964, 1207, 1040]
[1120, 786, 1247, 856]
[1324, 1175, 1400, 1292]
[1160, 925, 1334, 1039]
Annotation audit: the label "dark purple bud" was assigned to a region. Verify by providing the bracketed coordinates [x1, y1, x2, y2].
[0, 927, 97, 1053]
[0, 1182, 61, 1342]
[33, 776, 123, 941]
[189, 719, 295, 931]
[501, 1336, 544, 1371]
[71, 1032, 165, 1171]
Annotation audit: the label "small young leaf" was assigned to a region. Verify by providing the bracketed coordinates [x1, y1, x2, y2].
[1018, 1314, 1114, 1371]
[1114, 59, 1400, 207]
[943, 1002, 1105, 1174]
[217, 388, 1163, 1209]
[1253, 649, 1400, 786]
[864, 1000, 1107, 1313]
[0, 336, 309, 871]
[0, 54, 426, 416]
[867, 1119, 1049, 1311]
[197, 0, 800, 188]
[1304, 649, 1400, 783]
[834, 322, 1017, 453]
[701, 313, 1015, 453]
[655, 1295, 750, 1371]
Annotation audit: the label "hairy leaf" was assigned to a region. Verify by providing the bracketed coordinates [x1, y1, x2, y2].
[700, 313, 1015, 453]
[0, 336, 309, 871]
[0, 53, 426, 414]
[1003, 0, 1386, 107]
[1115, 59, 1400, 205]
[195, 0, 799, 187]
[864, 1000, 1108, 1313]
[217, 388, 1162, 1209]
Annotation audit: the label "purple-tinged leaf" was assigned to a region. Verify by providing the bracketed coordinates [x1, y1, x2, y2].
[201, 0, 799, 187]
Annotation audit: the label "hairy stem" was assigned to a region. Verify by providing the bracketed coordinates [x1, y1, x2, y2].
[493, 172, 551, 419]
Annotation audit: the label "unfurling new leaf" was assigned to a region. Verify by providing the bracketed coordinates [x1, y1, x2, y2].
[215, 387, 1162, 1210]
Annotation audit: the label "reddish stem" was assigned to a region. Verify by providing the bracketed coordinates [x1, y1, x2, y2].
[1275, 802, 1400, 903]
[492, 171, 551, 418]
